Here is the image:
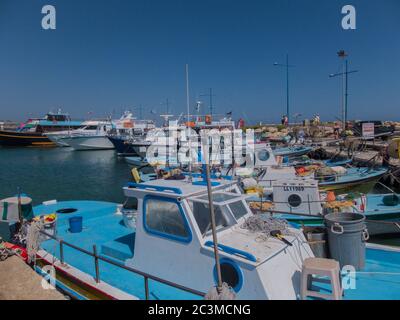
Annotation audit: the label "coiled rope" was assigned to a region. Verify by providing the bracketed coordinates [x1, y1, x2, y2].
[240, 215, 292, 240]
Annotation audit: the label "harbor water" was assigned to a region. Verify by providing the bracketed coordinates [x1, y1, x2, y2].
[0, 147, 129, 205]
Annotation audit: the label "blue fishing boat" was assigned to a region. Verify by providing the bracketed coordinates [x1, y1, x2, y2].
[323, 158, 353, 167]
[284, 156, 353, 168]
[32, 178, 313, 300]
[273, 146, 313, 159]
[29, 177, 400, 300]
[317, 167, 388, 193]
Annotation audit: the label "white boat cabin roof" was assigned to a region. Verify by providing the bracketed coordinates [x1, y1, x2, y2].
[123, 176, 237, 199]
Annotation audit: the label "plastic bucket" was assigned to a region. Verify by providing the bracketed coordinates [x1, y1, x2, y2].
[69, 216, 83, 233]
[303, 226, 328, 258]
[324, 213, 368, 270]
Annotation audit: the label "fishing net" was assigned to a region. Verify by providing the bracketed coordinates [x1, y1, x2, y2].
[240, 215, 292, 239]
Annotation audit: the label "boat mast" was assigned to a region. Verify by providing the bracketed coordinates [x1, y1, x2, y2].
[186, 64, 193, 180]
[202, 137, 223, 293]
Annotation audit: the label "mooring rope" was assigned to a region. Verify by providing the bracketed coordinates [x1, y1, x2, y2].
[26, 220, 44, 264]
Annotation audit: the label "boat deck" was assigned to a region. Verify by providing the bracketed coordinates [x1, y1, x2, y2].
[35, 201, 200, 300]
[34, 200, 400, 300]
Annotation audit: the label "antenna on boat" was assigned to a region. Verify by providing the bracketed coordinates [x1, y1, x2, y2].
[202, 134, 223, 294]
[186, 64, 193, 181]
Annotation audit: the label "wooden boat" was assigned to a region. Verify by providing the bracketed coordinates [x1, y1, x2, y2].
[317, 167, 388, 193]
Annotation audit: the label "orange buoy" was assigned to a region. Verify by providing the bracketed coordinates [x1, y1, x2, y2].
[327, 191, 336, 202]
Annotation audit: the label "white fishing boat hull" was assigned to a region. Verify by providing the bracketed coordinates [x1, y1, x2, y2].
[64, 136, 115, 151]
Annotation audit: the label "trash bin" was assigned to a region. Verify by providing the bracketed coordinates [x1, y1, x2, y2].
[69, 216, 83, 233]
[303, 226, 329, 258]
[324, 213, 368, 270]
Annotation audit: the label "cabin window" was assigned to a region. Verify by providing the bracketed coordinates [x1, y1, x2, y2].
[144, 197, 191, 243]
[191, 202, 228, 236]
[288, 194, 302, 208]
[84, 126, 98, 130]
[228, 201, 248, 220]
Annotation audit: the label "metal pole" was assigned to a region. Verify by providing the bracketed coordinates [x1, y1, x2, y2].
[17, 187, 22, 226]
[166, 98, 169, 114]
[60, 240, 64, 265]
[144, 277, 150, 300]
[186, 64, 193, 180]
[210, 88, 213, 116]
[286, 54, 290, 124]
[345, 60, 349, 128]
[186, 64, 190, 122]
[203, 137, 223, 293]
[342, 59, 346, 130]
[93, 245, 100, 283]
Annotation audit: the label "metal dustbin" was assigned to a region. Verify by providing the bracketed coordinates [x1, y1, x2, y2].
[324, 213, 369, 270]
[303, 226, 329, 258]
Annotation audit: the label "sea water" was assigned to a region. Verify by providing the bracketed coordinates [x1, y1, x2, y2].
[0, 147, 129, 205]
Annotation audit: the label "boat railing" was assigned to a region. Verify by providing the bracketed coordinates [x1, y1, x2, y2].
[38, 230, 206, 300]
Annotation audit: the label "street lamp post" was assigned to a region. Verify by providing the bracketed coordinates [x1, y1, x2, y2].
[274, 54, 295, 124]
[329, 50, 358, 131]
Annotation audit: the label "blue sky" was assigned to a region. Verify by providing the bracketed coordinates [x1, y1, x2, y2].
[0, 0, 399, 123]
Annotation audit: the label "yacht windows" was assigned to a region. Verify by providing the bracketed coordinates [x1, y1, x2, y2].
[144, 198, 190, 241]
[83, 126, 98, 130]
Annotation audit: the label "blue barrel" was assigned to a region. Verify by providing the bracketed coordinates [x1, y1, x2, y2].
[69, 216, 83, 233]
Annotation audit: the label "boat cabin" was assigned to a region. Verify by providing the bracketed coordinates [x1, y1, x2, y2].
[34, 176, 312, 299]
[120, 177, 312, 299]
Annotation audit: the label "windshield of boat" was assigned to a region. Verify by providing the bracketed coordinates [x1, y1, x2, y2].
[189, 201, 228, 236]
[83, 125, 98, 130]
[188, 192, 250, 236]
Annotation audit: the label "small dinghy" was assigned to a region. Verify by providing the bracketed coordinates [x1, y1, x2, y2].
[317, 166, 388, 193]
[323, 158, 353, 167]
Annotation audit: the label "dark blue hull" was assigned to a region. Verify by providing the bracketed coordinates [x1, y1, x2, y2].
[108, 136, 137, 156]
